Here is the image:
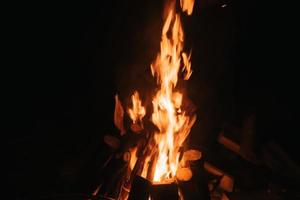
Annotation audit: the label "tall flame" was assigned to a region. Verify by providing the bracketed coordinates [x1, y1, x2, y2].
[150, 1, 196, 183]
[116, 0, 196, 190]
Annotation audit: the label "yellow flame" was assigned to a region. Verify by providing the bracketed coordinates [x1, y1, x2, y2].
[150, 3, 196, 183]
[127, 91, 146, 124]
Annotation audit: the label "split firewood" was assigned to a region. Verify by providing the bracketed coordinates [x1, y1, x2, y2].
[183, 149, 202, 161]
[218, 131, 260, 164]
[128, 175, 151, 200]
[262, 141, 300, 179]
[218, 132, 240, 154]
[104, 134, 120, 150]
[151, 181, 179, 200]
[180, 149, 202, 167]
[176, 167, 193, 181]
[124, 132, 154, 187]
[220, 175, 234, 192]
[204, 162, 234, 192]
[114, 94, 126, 135]
[204, 162, 224, 177]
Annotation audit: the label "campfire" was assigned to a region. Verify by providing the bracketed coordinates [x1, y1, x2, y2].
[103, 0, 203, 199]
[11, 0, 300, 200]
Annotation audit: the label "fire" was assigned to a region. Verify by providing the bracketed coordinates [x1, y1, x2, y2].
[148, 1, 196, 183]
[180, 0, 195, 15]
[129, 147, 138, 171]
[127, 91, 146, 124]
[117, 0, 197, 193]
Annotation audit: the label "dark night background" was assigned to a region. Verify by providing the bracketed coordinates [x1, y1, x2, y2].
[8, 0, 298, 199]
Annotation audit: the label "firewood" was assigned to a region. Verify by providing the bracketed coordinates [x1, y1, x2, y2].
[180, 149, 202, 167]
[218, 132, 240, 154]
[176, 167, 193, 181]
[151, 182, 179, 200]
[146, 151, 158, 181]
[204, 162, 234, 193]
[218, 131, 259, 164]
[204, 162, 224, 177]
[128, 175, 151, 200]
[104, 134, 120, 150]
[220, 175, 234, 192]
[114, 94, 126, 135]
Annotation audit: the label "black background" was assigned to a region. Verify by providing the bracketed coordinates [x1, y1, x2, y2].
[7, 0, 298, 198]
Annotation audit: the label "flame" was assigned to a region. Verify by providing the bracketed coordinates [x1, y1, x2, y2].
[115, 0, 196, 190]
[149, 2, 196, 183]
[178, 188, 184, 200]
[129, 147, 138, 171]
[127, 91, 146, 124]
[180, 0, 195, 15]
[112, 1, 198, 200]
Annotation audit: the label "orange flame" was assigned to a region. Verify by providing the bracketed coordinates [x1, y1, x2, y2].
[127, 91, 146, 124]
[114, 1, 198, 200]
[149, 2, 196, 183]
[129, 147, 138, 171]
[180, 0, 195, 15]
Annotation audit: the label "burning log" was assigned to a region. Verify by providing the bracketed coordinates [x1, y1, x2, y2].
[127, 175, 151, 200]
[146, 150, 158, 181]
[151, 182, 179, 200]
[127, 177, 184, 200]
[116, 130, 155, 198]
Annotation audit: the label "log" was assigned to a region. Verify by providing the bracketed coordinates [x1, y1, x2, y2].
[218, 132, 240, 154]
[128, 175, 151, 200]
[204, 162, 234, 192]
[151, 182, 179, 200]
